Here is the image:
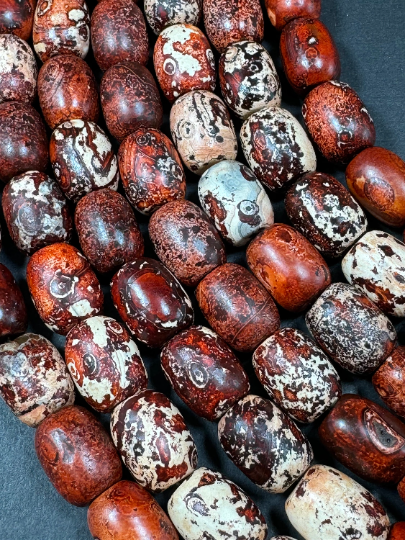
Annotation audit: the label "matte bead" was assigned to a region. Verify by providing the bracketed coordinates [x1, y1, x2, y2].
[389, 523, 405, 540]
[373, 347, 405, 419]
[265, 0, 321, 31]
[0, 34, 37, 104]
[144, 0, 202, 35]
[0, 263, 27, 339]
[0, 0, 35, 40]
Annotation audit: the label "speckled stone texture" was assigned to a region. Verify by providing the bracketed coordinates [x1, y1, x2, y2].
[0, 263, 27, 339]
[373, 347, 405, 419]
[0, 0, 35, 40]
[145, 0, 202, 35]
[265, 0, 321, 31]
[0, 34, 37, 104]
[389, 523, 405, 540]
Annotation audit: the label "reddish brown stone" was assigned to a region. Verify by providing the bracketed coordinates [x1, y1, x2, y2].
[0, 34, 37, 104]
[373, 347, 405, 419]
[0, 0, 35, 40]
[399, 478, 405, 504]
[265, 0, 321, 31]
[389, 523, 405, 540]
[0, 263, 27, 339]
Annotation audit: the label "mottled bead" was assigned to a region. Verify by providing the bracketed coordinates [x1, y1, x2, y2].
[389, 523, 405, 540]
[111, 258, 193, 348]
[145, 0, 202, 35]
[0, 34, 37, 104]
[0, 264, 27, 339]
[265, 0, 321, 31]
[149, 200, 226, 287]
[0, 0, 35, 41]
[0, 334, 74, 427]
[373, 347, 405, 419]
[240, 106, 317, 190]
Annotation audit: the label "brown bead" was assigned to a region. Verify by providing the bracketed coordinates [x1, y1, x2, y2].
[373, 347, 405, 419]
[389, 523, 405, 540]
[246, 223, 331, 312]
[0, 0, 35, 41]
[88, 480, 179, 540]
[0, 34, 37, 104]
[118, 128, 186, 215]
[195, 263, 280, 352]
[0, 263, 27, 339]
[75, 189, 144, 274]
[302, 81, 376, 164]
[346, 146, 405, 228]
[35, 405, 122, 506]
[100, 62, 163, 142]
[264, 0, 321, 31]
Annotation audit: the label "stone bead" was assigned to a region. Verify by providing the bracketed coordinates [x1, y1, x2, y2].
[2, 171, 73, 256]
[26, 243, 104, 335]
[285, 171, 367, 258]
[342, 230, 405, 317]
[35, 405, 122, 506]
[100, 62, 163, 142]
[399, 478, 405, 504]
[33, 0, 90, 62]
[246, 223, 331, 312]
[0, 334, 74, 427]
[0, 101, 48, 184]
[170, 90, 237, 175]
[346, 147, 405, 228]
[389, 523, 405, 540]
[110, 390, 198, 492]
[285, 465, 391, 540]
[373, 347, 405, 419]
[118, 128, 186, 215]
[149, 200, 226, 287]
[0, 34, 37, 104]
[0, 0, 35, 40]
[88, 480, 179, 540]
[302, 81, 376, 164]
[0, 263, 27, 339]
[161, 325, 250, 420]
[145, 0, 202, 35]
[219, 41, 281, 120]
[240, 106, 317, 190]
[38, 55, 99, 130]
[65, 316, 147, 413]
[306, 283, 396, 374]
[319, 394, 405, 484]
[91, 0, 149, 72]
[198, 160, 274, 247]
[50, 120, 119, 202]
[265, 0, 321, 31]
[111, 258, 193, 348]
[195, 263, 280, 352]
[75, 189, 144, 274]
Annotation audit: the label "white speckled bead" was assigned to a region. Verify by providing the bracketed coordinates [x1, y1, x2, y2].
[285, 465, 391, 540]
[145, 0, 202, 35]
[0, 34, 37, 104]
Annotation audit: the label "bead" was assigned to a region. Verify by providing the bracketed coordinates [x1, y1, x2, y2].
[342, 230, 405, 317]
[0, 263, 27, 339]
[346, 146, 405, 228]
[219, 41, 281, 119]
[285, 465, 390, 540]
[118, 128, 186, 215]
[168, 468, 268, 540]
[149, 200, 226, 287]
[88, 480, 179, 540]
[198, 160, 274, 247]
[0, 34, 37, 104]
[389, 523, 405, 540]
[65, 316, 147, 413]
[285, 171, 367, 257]
[240, 106, 317, 190]
[111, 258, 193, 348]
[246, 223, 331, 312]
[265, 0, 321, 31]
[0, 0, 35, 41]
[373, 347, 405, 419]
[306, 283, 396, 374]
[91, 0, 149, 71]
[26, 243, 104, 335]
[160, 325, 250, 420]
[144, 0, 202, 35]
[0, 334, 74, 427]
[170, 90, 237, 175]
[399, 478, 405, 504]
[38, 55, 99, 130]
[35, 405, 122, 506]
[2, 171, 73, 255]
[100, 62, 163, 142]
[110, 390, 198, 492]
[75, 189, 144, 274]
[195, 263, 280, 352]
[302, 80, 376, 164]
[218, 395, 313, 493]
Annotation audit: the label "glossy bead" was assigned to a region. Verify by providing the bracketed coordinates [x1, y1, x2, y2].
[111, 258, 193, 348]
[145, 0, 202, 35]
[0, 334, 74, 427]
[195, 263, 280, 352]
[170, 90, 237, 175]
[65, 316, 147, 413]
[265, 0, 321, 31]
[0, 264, 27, 339]
[110, 390, 198, 492]
[0, 34, 37, 104]
[26, 243, 104, 335]
[91, 0, 149, 72]
[389, 523, 405, 540]
[161, 325, 250, 420]
[246, 223, 331, 312]
[346, 147, 405, 228]
[198, 160, 274, 246]
[149, 200, 226, 287]
[35, 405, 122, 506]
[100, 62, 163, 142]
[168, 468, 268, 540]
[302, 81, 376, 164]
[240, 106, 317, 190]
[88, 480, 179, 540]
[118, 128, 186, 215]
[342, 230, 405, 317]
[285, 171, 367, 257]
[38, 55, 99, 130]
[373, 347, 405, 419]
[306, 283, 396, 374]
[0, 0, 35, 40]
[285, 465, 391, 540]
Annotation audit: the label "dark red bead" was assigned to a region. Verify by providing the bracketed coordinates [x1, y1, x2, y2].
[373, 347, 405, 419]
[0, 0, 35, 40]
[0, 263, 27, 339]
[265, 0, 321, 31]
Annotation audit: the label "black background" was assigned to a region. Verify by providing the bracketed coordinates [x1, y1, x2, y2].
[1, 0, 405, 538]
